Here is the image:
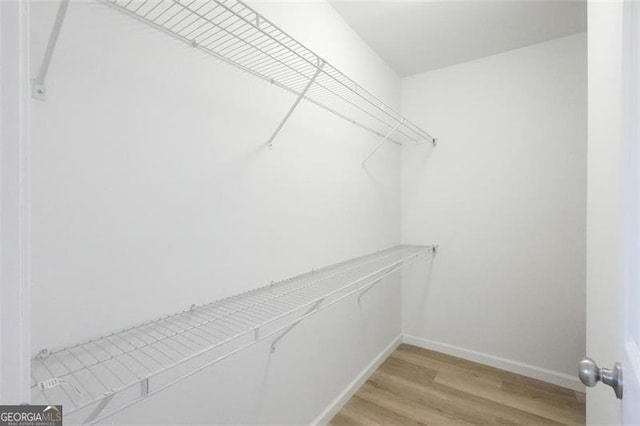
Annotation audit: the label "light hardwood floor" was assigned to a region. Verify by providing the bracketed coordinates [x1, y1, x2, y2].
[330, 344, 585, 425]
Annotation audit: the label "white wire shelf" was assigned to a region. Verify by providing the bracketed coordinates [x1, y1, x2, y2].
[99, 0, 435, 147]
[31, 244, 435, 423]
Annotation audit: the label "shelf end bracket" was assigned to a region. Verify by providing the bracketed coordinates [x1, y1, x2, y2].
[267, 60, 325, 149]
[270, 299, 323, 353]
[357, 263, 403, 303]
[32, 0, 70, 100]
[83, 393, 115, 425]
[362, 120, 403, 167]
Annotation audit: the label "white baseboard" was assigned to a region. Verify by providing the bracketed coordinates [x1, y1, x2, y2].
[312, 335, 402, 426]
[312, 333, 583, 425]
[403, 334, 584, 392]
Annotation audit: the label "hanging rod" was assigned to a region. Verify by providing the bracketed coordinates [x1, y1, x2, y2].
[99, 0, 436, 147]
[30, 244, 435, 423]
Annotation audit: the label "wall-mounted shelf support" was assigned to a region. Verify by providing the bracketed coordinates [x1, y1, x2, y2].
[83, 393, 114, 424]
[32, 0, 69, 100]
[140, 378, 149, 397]
[270, 298, 323, 353]
[268, 61, 325, 149]
[357, 263, 402, 303]
[362, 120, 402, 167]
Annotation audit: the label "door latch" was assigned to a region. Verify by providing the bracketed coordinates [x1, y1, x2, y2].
[579, 357, 623, 399]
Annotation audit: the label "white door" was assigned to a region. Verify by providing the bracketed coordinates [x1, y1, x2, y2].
[585, 1, 640, 424]
[0, 0, 31, 405]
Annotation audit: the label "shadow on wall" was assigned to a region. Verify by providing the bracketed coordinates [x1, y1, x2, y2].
[401, 139, 439, 206]
[254, 347, 273, 416]
[247, 275, 402, 419]
[403, 252, 438, 337]
[355, 276, 397, 353]
[363, 139, 437, 215]
[416, 140, 438, 170]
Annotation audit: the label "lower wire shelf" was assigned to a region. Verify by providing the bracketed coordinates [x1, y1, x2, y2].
[31, 244, 435, 423]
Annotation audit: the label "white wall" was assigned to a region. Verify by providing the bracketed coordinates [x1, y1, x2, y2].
[29, 0, 403, 423]
[401, 34, 587, 388]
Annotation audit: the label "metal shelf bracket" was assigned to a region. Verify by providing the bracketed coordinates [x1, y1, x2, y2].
[270, 298, 324, 353]
[267, 60, 325, 149]
[140, 378, 149, 397]
[357, 264, 402, 303]
[32, 0, 70, 100]
[358, 245, 437, 303]
[419, 137, 438, 146]
[362, 120, 403, 167]
[83, 393, 115, 424]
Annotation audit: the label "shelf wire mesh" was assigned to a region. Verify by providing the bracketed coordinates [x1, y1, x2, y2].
[101, 0, 434, 145]
[31, 245, 432, 421]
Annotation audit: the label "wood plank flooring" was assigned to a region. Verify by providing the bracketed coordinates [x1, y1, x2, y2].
[330, 344, 585, 425]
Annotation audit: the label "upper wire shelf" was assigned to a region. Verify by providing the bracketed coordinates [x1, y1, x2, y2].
[100, 0, 435, 146]
[31, 244, 435, 424]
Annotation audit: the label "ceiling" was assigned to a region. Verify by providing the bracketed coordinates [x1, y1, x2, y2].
[330, 1, 587, 77]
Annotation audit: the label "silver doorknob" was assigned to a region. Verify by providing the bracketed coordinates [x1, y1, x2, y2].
[579, 357, 623, 399]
